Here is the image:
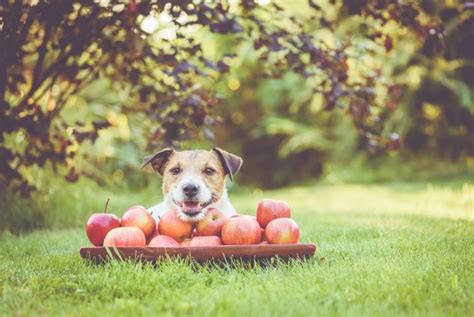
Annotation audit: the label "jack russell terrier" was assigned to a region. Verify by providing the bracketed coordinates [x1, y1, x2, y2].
[140, 148, 243, 222]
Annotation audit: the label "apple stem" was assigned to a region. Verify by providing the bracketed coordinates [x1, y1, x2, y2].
[104, 198, 110, 213]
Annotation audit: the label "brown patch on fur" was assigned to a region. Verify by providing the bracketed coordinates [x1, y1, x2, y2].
[161, 150, 226, 202]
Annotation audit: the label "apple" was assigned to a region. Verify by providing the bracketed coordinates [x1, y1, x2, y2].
[260, 228, 266, 241]
[121, 205, 156, 238]
[195, 208, 226, 236]
[158, 210, 194, 241]
[103, 227, 146, 247]
[189, 236, 222, 247]
[147, 219, 160, 243]
[86, 198, 120, 246]
[148, 235, 180, 247]
[180, 239, 191, 247]
[221, 216, 261, 245]
[256, 199, 291, 228]
[265, 218, 300, 244]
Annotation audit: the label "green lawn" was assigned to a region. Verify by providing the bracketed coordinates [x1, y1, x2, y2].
[1, 181, 473, 316]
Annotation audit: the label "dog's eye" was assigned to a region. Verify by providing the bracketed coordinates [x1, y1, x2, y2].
[203, 167, 216, 176]
[170, 167, 181, 175]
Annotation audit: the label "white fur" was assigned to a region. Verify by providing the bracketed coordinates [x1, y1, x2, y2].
[171, 174, 213, 211]
[148, 160, 237, 222]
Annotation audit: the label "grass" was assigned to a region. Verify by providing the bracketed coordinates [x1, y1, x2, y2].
[1, 180, 473, 316]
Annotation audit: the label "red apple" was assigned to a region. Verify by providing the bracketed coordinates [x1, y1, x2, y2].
[148, 235, 180, 247]
[195, 208, 226, 236]
[103, 227, 146, 247]
[121, 205, 156, 238]
[265, 218, 300, 244]
[180, 239, 191, 247]
[256, 199, 291, 228]
[85, 199, 120, 246]
[221, 216, 261, 245]
[189, 236, 222, 247]
[158, 210, 194, 241]
[146, 219, 160, 243]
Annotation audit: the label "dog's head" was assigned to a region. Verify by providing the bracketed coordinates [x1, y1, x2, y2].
[141, 148, 242, 221]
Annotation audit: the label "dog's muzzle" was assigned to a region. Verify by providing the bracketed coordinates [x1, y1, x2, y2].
[174, 198, 212, 218]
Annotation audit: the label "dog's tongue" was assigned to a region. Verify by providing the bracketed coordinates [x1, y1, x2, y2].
[183, 201, 200, 213]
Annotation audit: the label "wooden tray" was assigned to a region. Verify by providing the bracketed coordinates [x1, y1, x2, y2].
[80, 244, 316, 264]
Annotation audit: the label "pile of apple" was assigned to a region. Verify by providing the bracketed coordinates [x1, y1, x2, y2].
[86, 199, 300, 247]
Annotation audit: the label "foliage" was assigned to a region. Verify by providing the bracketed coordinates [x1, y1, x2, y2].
[212, 69, 356, 188]
[384, 2, 474, 159]
[210, 1, 473, 187]
[0, 0, 447, 194]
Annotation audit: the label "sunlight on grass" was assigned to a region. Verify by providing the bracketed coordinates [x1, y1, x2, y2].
[1, 180, 473, 316]
[232, 182, 474, 221]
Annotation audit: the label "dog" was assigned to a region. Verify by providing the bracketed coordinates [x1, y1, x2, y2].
[140, 147, 243, 222]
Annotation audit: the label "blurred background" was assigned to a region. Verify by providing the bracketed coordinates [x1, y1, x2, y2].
[1, 0, 473, 232]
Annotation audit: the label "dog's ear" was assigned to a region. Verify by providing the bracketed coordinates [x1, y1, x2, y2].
[140, 148, 174, 175]
[212, 147, 243, 182]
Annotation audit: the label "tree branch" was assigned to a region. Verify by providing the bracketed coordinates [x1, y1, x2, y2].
[15, 23, 53, 110]
[31, 24, 52, 95]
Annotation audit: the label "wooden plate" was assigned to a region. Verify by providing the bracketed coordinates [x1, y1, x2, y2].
[80, 244, 316, 263]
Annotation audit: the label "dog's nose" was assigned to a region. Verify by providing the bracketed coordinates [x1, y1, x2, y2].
[183, 183, 199, 198]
